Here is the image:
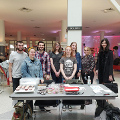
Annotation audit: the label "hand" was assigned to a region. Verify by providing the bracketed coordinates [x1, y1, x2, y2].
[64, 76, 69, 80]
[109, 75, 113, 81]
[41, 79, 44, 83]
[55, 71, 59, 77]
[96, 70, 98, 75]
[46, 75, 50, 80]
[77, 72, 81, 78]
[68, 76, 73, 80]
[9, 77, 12, 82]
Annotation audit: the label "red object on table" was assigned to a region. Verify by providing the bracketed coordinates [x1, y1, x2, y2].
[64, 87, 79, 92]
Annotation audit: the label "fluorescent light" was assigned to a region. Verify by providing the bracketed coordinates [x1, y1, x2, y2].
[109, 0, 120, 12]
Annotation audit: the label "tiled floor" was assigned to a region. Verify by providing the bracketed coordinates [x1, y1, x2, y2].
[0, 70, 120, 120]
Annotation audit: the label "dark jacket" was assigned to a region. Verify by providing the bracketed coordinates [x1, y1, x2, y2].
[96, 50, 114, 83]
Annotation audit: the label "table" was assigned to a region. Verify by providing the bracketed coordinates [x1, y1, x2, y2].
[9, 84, 118, 120]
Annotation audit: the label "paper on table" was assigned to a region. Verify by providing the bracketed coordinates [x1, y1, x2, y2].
[103, 90, 112, 93]
[90, 86, 104, 91]
[93, 90, 102, 94]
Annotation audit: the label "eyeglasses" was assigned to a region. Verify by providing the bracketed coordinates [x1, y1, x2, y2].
[56, 44, 60, 47]
[84, 50, 89, 51]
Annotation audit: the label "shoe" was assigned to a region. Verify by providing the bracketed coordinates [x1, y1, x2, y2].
[39, 106, 46, 111]
[62, 105, 66, 111]
[80, 104, 85, 109]
[68, 105, 72, 111]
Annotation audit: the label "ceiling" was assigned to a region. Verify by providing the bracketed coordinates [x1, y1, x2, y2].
[0, 0, 120, 41]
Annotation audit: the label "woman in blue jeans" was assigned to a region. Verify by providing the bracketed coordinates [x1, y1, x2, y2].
[49, 42, 63, 83]
[21, 47, 44, 112]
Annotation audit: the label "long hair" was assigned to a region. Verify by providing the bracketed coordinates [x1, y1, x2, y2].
[52, 42, 62, 53]
[37, 41, 45, 51]
[99, 38, 110, 52]
[70, 42, 77, 52]
[62, 46, 74, 58]
[84, 47, 91, 55]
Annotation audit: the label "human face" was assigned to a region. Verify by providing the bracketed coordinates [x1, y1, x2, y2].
[16, 43, 24, 51]
[38, 43, 45, 51]
[29, 49, 35, 58]
[84, 48, 89, 56]
[65, 47, 71, 56]
[71, 43, 77, 51]
[101, 40, 107, 50]
[55, 43, 60, 50]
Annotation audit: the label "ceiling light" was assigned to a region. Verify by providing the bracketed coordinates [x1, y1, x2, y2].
[43, 39, 45, 40]
[19, 7, 33, 12]
[101, 8, 114, 13]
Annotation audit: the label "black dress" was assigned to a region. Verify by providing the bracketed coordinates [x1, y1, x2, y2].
[96, 50, 114, 84]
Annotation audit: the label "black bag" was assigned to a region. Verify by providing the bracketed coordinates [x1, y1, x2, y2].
[104, 82, 118, 93]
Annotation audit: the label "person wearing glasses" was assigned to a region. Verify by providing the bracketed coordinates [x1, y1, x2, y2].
[49, 42, 63, 83]
[81, 47, 95, 105]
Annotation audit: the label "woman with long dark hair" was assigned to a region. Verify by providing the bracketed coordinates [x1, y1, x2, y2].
[95, 38, 114, 116]
[96, 38, 114, 83]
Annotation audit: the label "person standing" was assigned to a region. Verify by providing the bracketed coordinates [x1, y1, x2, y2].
[70, 42, 81, 79]
[49, 42, 63, 83]
[9, 41, 28, 92]
[35, 41, 51, 80]
[81, 47, 95, 84]
[81, 47, 95, 105]
[21, 47, 44, 112]
[95, 38, 114, 116]
[60, 46, 77, 111]
[96, 38, 113, 84]
[35, 41, 51, 111]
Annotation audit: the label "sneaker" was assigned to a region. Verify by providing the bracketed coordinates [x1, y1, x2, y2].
[62, 105, 66, 111]
[68, 105, 72, 111]
[80, 104, 85, 109]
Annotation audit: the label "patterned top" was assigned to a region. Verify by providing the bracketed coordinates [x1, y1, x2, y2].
[35, 51, 51, 77]
[81, 54, 95, 74]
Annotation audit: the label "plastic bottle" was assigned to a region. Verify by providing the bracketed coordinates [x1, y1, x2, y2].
[87, 76, 91, 85]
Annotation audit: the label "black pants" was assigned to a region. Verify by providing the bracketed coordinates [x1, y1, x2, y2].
[12, 77, 21, 92]
[81, 72, 94, 84]
[51, 71, 62, 83]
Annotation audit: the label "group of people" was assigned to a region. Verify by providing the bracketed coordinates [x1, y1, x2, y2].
[9, 38, 114, 111]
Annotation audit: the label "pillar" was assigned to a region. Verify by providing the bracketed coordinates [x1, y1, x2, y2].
[67, 0, 82, 55]
[100, 31, 105, 41]
[61, 20, 67, 43]
[17, 31, 21, 41]
[0, 20, 5, 57]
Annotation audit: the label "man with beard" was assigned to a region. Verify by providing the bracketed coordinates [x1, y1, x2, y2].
[9, 41, 28, 91]
[35, 41, 51, 111]
[35, 41, 51, 80]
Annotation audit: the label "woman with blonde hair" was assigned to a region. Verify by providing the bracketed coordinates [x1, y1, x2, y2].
[49, 42, 63, 83]
[81, 46, 95, 105]
[81, 47, 95, 84]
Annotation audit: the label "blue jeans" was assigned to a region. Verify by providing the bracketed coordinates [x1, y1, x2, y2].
[12, 77, 21, 92]
[51, 71, 62, 83]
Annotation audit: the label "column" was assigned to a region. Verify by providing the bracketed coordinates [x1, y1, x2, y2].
[61, 20, 67, 43]
[0, 20, 5, 57]
[100, 31, 105, 41]
[26, 37, 30, 48]
[67, 0, 82, 55]
[17, 31, 21, 41]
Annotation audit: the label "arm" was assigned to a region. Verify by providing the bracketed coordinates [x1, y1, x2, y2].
[46, 54, 51, 80]
[21, 61, 32, 78]
[39, 62, 44, 83]
[50, 58, 57, 73]
[109, 51, 113, 81]
[9, 63, 13, 82]
[60, 63, 68, 80]
[69, 64, 77, 79]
